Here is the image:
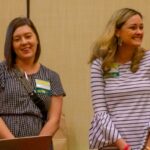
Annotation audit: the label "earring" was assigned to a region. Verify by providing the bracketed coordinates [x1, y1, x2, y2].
[117, 36, 122, 46]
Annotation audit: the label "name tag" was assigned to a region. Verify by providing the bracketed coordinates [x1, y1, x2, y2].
[104, 63, 119, 78]
[35, 79, 52, 96]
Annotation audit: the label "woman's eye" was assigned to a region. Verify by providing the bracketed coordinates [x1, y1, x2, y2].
[129, 26, 137, 30]
[25, 34, 32, 39]
[13, 38, 20, 42]
[129, 25, 143, 30]
[139, 26, 144, 30]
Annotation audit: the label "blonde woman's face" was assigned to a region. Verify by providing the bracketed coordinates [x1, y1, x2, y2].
[116, 14, 144, 48]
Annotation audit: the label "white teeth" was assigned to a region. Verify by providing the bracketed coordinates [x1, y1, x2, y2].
[22, 47, 30, 50]
[134, 37, 142, 40]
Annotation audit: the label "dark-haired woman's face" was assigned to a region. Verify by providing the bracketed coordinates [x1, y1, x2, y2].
[12, 25, 38, 63]
[116, 14, 144, 48]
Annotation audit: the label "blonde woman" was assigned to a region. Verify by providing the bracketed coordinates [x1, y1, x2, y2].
[89, 8, 150, 150]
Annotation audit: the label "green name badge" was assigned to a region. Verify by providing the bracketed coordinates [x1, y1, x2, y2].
[104, 63, 120, 78]
[35, 79, 52, 96]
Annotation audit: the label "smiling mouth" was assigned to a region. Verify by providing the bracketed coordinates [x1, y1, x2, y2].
[133, 37, 142, 41]
[21, 47, 31, 51]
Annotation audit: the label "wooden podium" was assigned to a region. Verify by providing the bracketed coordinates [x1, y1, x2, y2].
[0, 135, 53, 150]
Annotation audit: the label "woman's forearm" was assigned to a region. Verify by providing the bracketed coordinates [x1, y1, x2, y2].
[0, 117, 15, 139]
[39, 96, 63, 137]
[144, 135, 150, 150]
[39, 118, 59, 137]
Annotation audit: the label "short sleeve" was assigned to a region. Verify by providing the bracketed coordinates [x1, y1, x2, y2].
[0, 62, 5, 90]
[50, 71, 66, 96]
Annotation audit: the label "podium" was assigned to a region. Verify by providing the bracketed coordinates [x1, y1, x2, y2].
[0, 135, 53, 150]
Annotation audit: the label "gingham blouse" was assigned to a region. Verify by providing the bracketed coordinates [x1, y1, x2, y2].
[0, 61, 65, 137]
[89, 50, 150, 150]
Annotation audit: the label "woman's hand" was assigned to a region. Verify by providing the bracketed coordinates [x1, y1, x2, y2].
[0, 117, 15, 139]
[143, 135, 150, 150]
[115, 138, 132, 150]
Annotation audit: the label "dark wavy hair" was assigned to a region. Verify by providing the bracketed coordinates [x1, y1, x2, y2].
[4, 17, 41, 69]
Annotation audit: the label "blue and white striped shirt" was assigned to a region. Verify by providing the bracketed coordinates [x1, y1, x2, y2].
[89, 50, 150, 150]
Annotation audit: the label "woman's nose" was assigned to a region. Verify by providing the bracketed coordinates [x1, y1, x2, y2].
[136, 28, 143, 34]
[21, 37, 28, 44]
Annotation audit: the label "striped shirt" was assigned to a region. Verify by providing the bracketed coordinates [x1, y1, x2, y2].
[89, 50, 150, 150]
[0, 61, 65, 137]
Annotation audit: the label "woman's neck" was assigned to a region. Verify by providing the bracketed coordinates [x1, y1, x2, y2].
[15, 60, 40, 74]
[115, 46, 136, 64]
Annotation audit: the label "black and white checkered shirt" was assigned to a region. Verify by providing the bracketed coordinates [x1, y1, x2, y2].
[0, 61, 65, 137]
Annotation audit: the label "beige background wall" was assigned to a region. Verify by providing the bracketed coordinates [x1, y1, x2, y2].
[0, 1, 150, 150]
[0, 0, 26, 60]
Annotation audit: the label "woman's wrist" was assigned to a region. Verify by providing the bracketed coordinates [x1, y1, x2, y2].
[145, 146, 150, 150]
[115, 139, 131, 150]
[123, 144, 130, 150]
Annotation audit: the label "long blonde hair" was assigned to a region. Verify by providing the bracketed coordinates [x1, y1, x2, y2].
[89, 8, 145, 73]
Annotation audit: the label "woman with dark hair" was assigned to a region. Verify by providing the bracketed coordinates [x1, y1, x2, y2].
[0, 17, 65, 140]
[89, 8, 150, 150]
[4, 17, 41, 68]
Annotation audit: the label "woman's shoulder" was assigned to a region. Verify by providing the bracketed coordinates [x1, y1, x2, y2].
[0, 61, 7, 88]
[140, 49, 150, 65]
[144, 49, 150, 54]
[91, 58, 102, 67]
[0, 60, 7, 70]
[143, 49, 150, 59]
[40, 64, 60, 77]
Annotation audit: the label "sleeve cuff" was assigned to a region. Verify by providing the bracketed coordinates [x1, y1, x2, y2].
[89, 112, 121, 149]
